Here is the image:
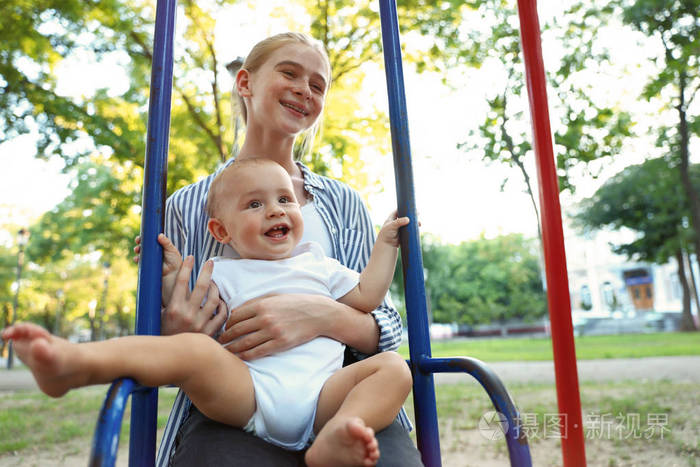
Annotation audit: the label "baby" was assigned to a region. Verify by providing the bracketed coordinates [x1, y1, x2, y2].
[3, 158, 413, 467]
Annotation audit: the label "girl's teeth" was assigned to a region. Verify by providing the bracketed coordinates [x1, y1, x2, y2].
[283, 103, 306, 115]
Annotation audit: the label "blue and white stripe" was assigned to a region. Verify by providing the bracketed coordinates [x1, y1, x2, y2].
[156, 159, 409, 466]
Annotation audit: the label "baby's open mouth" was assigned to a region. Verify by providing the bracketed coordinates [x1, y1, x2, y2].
[265, 225, 289, 238]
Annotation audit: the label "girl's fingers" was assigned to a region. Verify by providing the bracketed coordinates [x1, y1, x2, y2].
[203, 301, 228, 337]
[197, 282, 220, 326]
[173, 256, 195, 299]
[190, 260, 214, 304]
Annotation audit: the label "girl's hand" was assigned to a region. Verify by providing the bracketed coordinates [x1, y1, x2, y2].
[133, 234, 185, 306]
[161, 257, 227, 337]
[218, 294, 329, 360]
[157, 234, 183, 304]
[133, 235, 142, 263]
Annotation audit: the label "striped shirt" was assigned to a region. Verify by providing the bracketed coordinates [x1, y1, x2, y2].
[156, 159, 410, 466]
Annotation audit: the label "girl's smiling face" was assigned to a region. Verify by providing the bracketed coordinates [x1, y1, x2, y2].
[238, 43, 329, 137]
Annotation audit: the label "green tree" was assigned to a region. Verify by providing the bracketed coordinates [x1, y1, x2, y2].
[0, 241, 19, 357]
[392, 233, 546, 326]
[575, 157, 699, 331]
[26, 160, 141, 263]
[437, 234, 546, 325]
[6, 0, 473, 332]
[456, 1, 633, 238]
[617, 0, 700, 275]
[7, 0, 436, 264]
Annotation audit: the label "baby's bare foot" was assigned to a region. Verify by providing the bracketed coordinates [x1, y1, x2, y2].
[2, 323, 83, 397]
[305, 417, 380, 467]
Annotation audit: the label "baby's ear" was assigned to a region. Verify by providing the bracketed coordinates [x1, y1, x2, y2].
[207, 218, 230, 244]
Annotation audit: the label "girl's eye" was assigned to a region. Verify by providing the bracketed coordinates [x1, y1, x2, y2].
[279, 196, 290, 204]
[248, 201, 262, 209]
[282, 70, 294, 78]
[311, 83, 325, 94]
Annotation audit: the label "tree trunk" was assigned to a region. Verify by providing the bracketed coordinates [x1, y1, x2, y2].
[0, 303, 8, 357]
[676, 72, 700, 279]
[675, 249, 698, 331]
[683, 248, 700, 317]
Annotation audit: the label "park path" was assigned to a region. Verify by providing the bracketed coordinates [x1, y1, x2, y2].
[2, 355, 699, 392]
[1, 356, 699, 467]
[432, 355, 700, 384]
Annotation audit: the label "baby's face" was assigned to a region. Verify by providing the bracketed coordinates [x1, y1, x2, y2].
[215, 163, 303, 260]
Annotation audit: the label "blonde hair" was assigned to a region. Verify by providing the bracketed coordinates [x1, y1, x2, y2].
[228, 32, 332, 160]
[206, 158, 285, 218]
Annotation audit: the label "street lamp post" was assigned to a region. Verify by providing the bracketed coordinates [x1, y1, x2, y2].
[88, 299, 97, 342]
[55, 289, 64, 336]
[7, 228, 30, 370]
[98, 261, 111, 340]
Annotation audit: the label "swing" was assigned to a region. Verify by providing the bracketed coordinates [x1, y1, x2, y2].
[89, 1, 587, 466]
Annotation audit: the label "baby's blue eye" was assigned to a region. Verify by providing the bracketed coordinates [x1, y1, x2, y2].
[248, 201, 262, 209]
[279, 196, 290, 203]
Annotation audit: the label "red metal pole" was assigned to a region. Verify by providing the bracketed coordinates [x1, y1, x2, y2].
[515, 0, 587, 465]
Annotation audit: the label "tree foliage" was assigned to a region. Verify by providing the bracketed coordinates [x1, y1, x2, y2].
[392, 234, 546, 325]
[616, 0, 700, 278]
[575, 157, 699, 330]
[452, 0, 634, 236]
[3, 0, 474, 332]
[575, 158, 694, 261]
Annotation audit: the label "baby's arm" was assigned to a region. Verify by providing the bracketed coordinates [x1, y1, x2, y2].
[338, 214, 409, 312]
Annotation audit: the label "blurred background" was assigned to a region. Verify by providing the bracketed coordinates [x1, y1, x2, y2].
[1, 0, 698, 357]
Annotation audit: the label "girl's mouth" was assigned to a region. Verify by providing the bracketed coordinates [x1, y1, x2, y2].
[281, 101, 309, 116]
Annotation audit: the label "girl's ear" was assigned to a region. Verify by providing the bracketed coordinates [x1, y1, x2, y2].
[236, 68, 252, 97]
[208, 218, 231, 244]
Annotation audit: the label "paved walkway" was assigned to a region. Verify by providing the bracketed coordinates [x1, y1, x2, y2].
[2, 356, 699, 392]
[432, 355, 700, 385]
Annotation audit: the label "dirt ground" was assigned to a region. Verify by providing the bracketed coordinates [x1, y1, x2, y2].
[1, 357, 699, 466]
[436, 381, 700, 467]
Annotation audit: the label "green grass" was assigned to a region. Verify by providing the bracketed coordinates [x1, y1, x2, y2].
[0, 386, 178, 455]
[398, 332, 700, 361]
[1, 379, 698, 464]
[1, 332, 698, 460]
[403, 379, 699, 464]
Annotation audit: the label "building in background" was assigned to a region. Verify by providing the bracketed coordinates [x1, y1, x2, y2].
[565, 228, 694, 333]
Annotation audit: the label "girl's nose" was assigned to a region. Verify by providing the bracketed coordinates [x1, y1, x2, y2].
[293, 82, 312, 100]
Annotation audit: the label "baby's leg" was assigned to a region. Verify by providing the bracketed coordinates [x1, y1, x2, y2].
[2, 323, 84, 397]
[305, 351, 412, 467]
[1, 323, 255, 428]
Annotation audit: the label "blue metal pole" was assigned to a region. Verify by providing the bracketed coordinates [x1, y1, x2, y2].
[378, 1, 441, 466]
[129, 0, 176, 465]
[90, 378, 138, 467]
[420, 357, 532, 466]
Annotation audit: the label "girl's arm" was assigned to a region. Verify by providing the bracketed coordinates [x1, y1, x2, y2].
[219, 294, 381, 359]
